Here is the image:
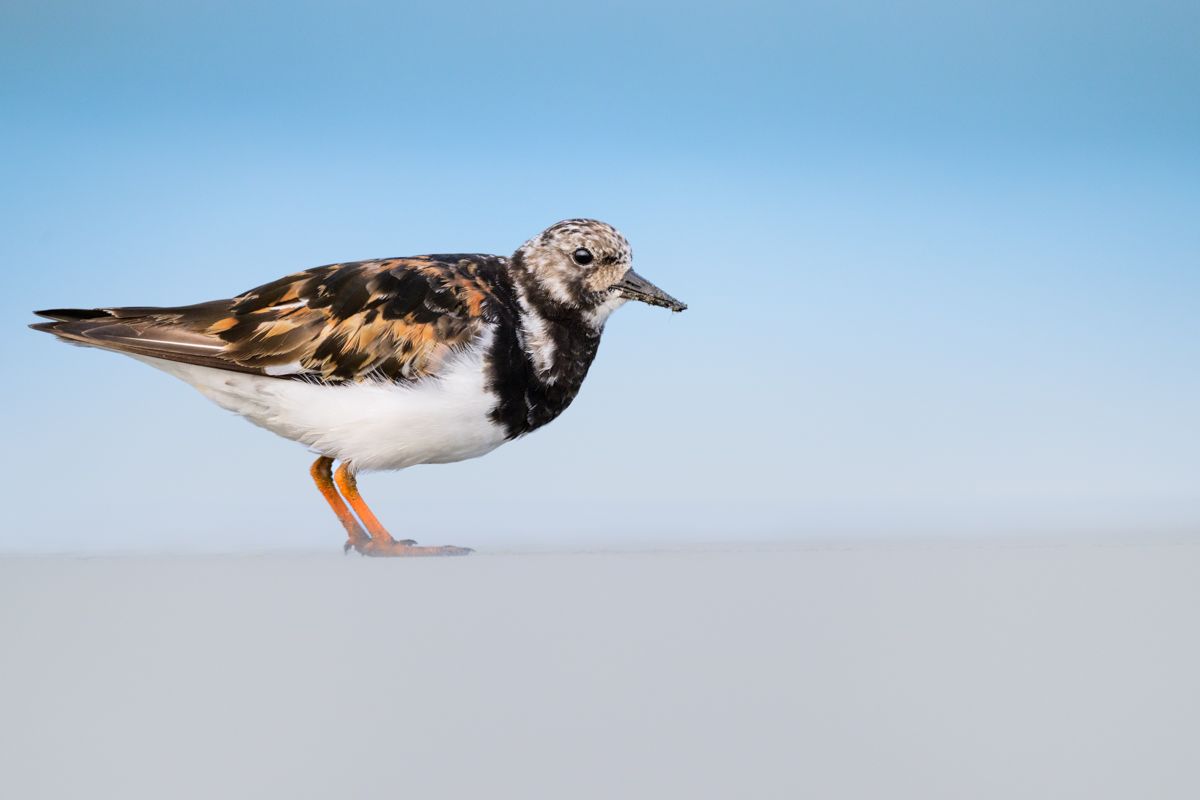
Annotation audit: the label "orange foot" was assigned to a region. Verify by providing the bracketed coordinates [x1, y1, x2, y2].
[342, 537, 416, 553]
[349, 539, 474, 557]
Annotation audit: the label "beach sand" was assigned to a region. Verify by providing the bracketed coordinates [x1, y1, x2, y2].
[2, 541, 1198, 799]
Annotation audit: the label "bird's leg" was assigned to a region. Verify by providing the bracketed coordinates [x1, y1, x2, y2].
[332, 462, 404, 546]
[333, 462, 472, 557]
[310, 456, 371, 554]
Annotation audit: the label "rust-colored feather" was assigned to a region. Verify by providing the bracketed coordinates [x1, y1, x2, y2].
[34, 255, 509, 384]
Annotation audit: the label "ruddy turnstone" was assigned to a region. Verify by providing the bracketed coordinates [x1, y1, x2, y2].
[32, 219, 685, 556]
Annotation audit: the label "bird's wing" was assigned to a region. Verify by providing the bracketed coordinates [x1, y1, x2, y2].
[32, 255, 507, 383]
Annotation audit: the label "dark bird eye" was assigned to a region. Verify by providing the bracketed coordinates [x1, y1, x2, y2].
[572, 248, 594, 266]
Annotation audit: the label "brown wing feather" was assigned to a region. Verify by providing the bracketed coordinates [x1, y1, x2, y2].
[33, 255, 506, 384]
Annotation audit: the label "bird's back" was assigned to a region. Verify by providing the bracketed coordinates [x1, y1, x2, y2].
[32, 254, 511, 384]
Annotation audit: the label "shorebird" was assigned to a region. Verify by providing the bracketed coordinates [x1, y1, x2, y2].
[32, 219, 686, 556]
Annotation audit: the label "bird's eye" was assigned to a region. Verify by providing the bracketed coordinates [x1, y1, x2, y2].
[572, 248, 594, 266]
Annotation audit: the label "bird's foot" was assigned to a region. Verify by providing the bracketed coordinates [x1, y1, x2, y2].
[348, 538, 473, 557]
[343, 536, 416, 553]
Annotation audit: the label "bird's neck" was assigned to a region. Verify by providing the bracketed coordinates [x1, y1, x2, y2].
[486, 262, 603, 438]
[514, 275, 595, 371]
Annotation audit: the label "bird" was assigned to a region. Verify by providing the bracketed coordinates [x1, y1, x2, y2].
[31, 219, 686, 556]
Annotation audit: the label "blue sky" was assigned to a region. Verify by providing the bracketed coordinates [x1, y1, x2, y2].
[2, 0, 1197, 552]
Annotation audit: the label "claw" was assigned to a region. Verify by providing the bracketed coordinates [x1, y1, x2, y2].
[344, 537, 372, 555]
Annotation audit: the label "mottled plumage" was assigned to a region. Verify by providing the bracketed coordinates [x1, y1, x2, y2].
[35, 255, 503, 384]
[33, 219, 685, 556]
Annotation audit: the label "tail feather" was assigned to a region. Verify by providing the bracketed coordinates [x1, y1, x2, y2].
[34, 307, 117, 322]
[29, 301, 262, 375]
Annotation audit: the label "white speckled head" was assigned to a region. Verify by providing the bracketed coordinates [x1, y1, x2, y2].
[512, 219, 685, 327]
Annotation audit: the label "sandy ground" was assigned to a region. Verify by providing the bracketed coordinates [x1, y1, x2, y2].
[2, 541, 1199, 799]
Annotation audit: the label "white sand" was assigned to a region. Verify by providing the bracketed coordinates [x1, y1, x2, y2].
[2, 541, 1199, 799]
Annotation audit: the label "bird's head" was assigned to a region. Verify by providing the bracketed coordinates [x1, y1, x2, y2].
[512, 219, 686, 327]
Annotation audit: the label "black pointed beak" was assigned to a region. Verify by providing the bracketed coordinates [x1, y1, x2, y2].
[613, 269, 687, 312]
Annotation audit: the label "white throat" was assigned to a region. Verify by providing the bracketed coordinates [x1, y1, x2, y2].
[583, 294, 628, 329]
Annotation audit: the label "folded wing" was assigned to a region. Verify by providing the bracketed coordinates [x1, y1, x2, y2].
[32, 255, 505, 383]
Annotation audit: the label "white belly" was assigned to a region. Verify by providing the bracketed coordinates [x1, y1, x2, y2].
[133, 343, 508, 472]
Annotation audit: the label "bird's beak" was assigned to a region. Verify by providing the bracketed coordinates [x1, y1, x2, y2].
[613, 270, 687, 312]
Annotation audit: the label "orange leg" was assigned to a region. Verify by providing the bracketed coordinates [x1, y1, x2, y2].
[333, 462, 472, 557]
[310, 456, 370, 553]
[333, 462, 398, 544]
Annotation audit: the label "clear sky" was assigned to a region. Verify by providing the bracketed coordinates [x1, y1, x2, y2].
[2, 0, 1197, 552]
